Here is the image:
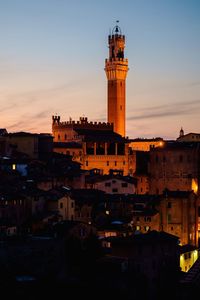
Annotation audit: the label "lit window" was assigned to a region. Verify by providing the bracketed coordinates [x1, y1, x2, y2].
[12, 164, 16, 170]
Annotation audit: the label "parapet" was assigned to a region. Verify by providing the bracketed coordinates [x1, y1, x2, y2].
[52, 115, 60, 125]
[52, 116, 113, 130]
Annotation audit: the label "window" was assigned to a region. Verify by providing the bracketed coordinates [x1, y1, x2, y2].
[60, 202, 63, 209]
[114, 161, 117, 166]
[144, 226, 150, 232]
[167, 202, 171, 208]
[86, 161, 88, 166]
[105, 182, 111, 187]
[179, 155, 183, 162]
[112, 188, 118, 193]
[123, 161, 125, 165]
[121, 183, 127, 187]
[107, 161, 109, 166]
[71, 202, 74, 208]
[167, 214, 171, 222]
[64, 134, 67, 140]
[58, 134, 60, 140]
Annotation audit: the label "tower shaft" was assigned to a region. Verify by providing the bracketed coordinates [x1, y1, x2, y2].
[105, 26, 128, 137]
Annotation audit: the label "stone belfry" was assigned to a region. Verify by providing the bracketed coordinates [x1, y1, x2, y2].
[105, 22, 129, 137]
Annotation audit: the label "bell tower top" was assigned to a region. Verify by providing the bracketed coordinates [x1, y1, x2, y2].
[107, 21, 126, 62]
[112, 20, 122, 35]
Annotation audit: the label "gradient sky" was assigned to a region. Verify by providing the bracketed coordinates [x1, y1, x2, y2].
[0, 0, 200, 139]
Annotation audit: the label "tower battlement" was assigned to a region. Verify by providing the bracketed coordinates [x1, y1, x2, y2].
[108, 34, 125, 41]
[52, 116, 113, 131]
[105, 58, 128, 63]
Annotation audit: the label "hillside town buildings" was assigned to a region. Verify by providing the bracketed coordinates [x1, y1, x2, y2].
[0, 23, 200, 299]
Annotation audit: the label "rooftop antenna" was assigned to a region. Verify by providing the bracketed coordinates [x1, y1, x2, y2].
[116, 20, 119, 32]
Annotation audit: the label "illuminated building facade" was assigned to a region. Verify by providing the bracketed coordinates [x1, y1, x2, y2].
[149, 141, 200, 195]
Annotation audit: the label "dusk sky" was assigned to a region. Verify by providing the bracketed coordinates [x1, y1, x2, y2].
[0, 0, 200, 139]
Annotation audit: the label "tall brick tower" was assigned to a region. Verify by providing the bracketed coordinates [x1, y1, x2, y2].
[105, 22, 129, 137]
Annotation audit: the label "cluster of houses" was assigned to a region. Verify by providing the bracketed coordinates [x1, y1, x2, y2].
[0, 128, 200, 299]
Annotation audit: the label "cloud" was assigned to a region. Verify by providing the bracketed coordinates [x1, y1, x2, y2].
[127, 99, 200, 120]
[7, 109, 51, 132]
